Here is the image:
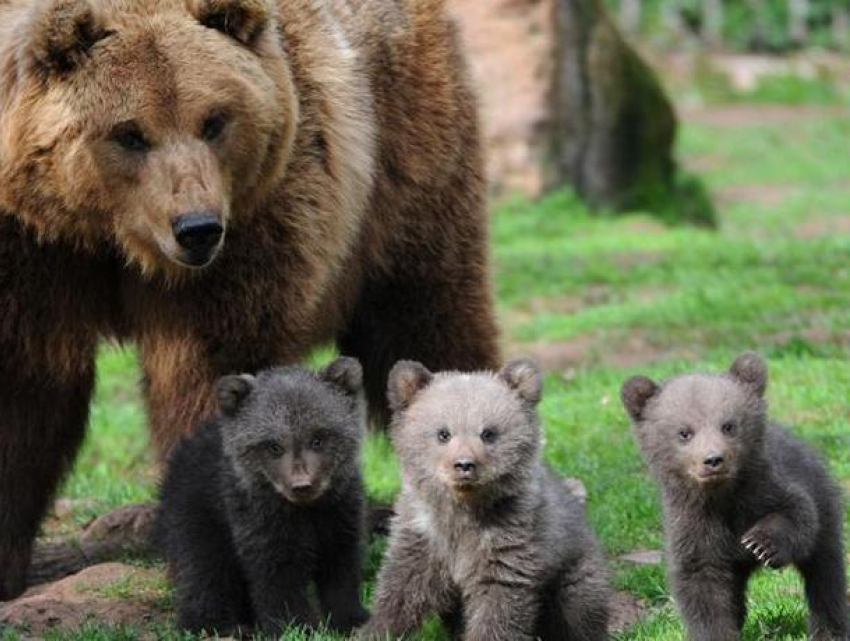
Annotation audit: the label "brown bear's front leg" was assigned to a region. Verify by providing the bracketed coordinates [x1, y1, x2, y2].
[138, 334, 218, 459]
[0, 219, 103, 600]
[0, 366, 95, 601]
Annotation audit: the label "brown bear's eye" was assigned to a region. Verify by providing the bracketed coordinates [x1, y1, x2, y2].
[437, 428, 451, 444]
[678, 428, 693, 443]
[110, 122, 150, 153]
[480, 427, 497, 444]
[266, 441, 284, 456]
[310, 436, 323, 450]
[201, 111, 229, 142]
[721, 422, 737, 436]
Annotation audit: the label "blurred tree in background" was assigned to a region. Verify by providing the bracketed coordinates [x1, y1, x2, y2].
[609, 0, 849, 51]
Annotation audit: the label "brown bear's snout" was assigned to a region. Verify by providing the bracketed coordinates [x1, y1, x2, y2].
[703, 454, 724, 470]
[172, 212, 224, 267]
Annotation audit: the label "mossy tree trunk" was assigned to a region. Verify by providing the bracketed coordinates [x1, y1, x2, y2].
[548, 0, 677, 212]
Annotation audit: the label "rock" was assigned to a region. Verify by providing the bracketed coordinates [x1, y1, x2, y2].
[448, 0, 678, 209]
[610, 590, 648, 632]
[563, 477, 588, 505]
[0, 563, 169, 634]
[618, 549, 664, 565]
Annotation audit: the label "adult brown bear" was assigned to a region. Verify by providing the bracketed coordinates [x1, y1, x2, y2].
[0, 0, 498, 600]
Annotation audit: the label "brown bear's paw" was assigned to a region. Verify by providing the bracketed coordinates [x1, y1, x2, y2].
[741, 524, 792, 569]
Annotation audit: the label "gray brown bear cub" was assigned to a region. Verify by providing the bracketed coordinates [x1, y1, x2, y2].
[155, 358, 368, 636]
[362, 359, 611, 641]
[622, 352, 848, 641]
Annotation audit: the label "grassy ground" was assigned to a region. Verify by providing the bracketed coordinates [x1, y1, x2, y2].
[6, 99, 850, 639]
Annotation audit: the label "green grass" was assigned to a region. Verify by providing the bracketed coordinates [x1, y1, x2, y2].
[12, 104, 850, 639]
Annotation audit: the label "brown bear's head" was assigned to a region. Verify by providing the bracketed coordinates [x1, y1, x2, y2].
[387, 359, 544, 506]
[621, 352, 769, 489]
[0, 0, 297, 277]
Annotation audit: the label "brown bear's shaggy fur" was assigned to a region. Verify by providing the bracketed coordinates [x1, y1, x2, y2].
[0, 0, 498, 600]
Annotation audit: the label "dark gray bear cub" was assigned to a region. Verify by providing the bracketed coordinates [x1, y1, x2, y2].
[622, 352, 848, 641]
[155, 357, 368, 636]
[361, 359, 611, 641]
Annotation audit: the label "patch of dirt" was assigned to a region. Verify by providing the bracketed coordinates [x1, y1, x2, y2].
[716, 183, 797, 208]
[683, 154, 727, 173]
[683, 104, 845, 128]
[795, 214, 850, 239]
[0, 563, 169, 635]
[507, 332, 686, 372]
[618, 549, 664, 565]
[610, 591, 649, 633]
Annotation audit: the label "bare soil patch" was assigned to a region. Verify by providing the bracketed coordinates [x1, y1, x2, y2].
[0, 563, 169, 636]
[795, 214, 850, 239]
[716, 183, 798, 208]
[683, 104, 845, 128]
[506, 332, 689, 372]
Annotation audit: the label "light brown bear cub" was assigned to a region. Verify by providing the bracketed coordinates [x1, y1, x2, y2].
[622, 352, 848, 641]
[362, 360, 611, 641]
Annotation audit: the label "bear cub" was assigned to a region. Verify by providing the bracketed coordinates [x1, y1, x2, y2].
[155, 357, 369, 636]
[622, 352, 848, 641]
[362, 359, 611, 641]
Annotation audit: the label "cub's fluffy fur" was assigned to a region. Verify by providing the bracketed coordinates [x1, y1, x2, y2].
[622, 352, 848, 640]
[155, 358, 368, 635]
[362, 359, 611, 641]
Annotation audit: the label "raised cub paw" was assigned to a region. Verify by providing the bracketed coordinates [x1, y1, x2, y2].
[741, 525, 791, 569]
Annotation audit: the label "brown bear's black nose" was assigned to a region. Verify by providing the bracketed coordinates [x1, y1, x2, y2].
[172, 213, 223, 255]
[704, 454, 724, 469]
[454, 459, 477, 474]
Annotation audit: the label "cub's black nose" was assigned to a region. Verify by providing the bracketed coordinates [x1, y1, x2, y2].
[172, 213, 223, 254]
[291, 480, 313, 494]
[454, 459, 477, 474]
[703, 454, 724, 469]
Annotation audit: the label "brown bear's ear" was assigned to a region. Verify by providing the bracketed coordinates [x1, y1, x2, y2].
[499, 359, 542, 406]
[387, 361, 433, 413]
[319, 357, 363, 397]
[217, 374, 256, 416]
[621, 376, 659, 422]
[25, 0, 109, 77]
[729, 351, 767, 397]
[197, 0, 271, 47]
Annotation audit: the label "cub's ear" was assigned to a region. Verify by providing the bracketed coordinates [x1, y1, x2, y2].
[387, 361, 433, 413]
[25, 0, 109, 76]
[729, 351, 767, 397]
[499, 359, 542, 406]
[621, 376, 659, 422]
[217, 374, 256, 416]
[197, 0, 270, 47]
[319, 357, 363, 397]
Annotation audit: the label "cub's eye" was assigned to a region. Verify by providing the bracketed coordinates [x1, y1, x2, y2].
[110, 122, 150, 153]
[480, 427, 497, 444]
[310, 436, 323, 450]
[721, 421, 737, 436]
[266, 441, 284, 456]
[678, 428, 694, 443]
[437, 428, 451, 444]
[201, 111, 229, 142]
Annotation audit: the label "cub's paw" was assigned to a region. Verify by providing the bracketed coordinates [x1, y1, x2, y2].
[741, 525, 791, 569]
[328, 606, 370, 634]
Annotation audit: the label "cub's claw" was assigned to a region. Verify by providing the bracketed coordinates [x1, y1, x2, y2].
[741, 533, 776, 568]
